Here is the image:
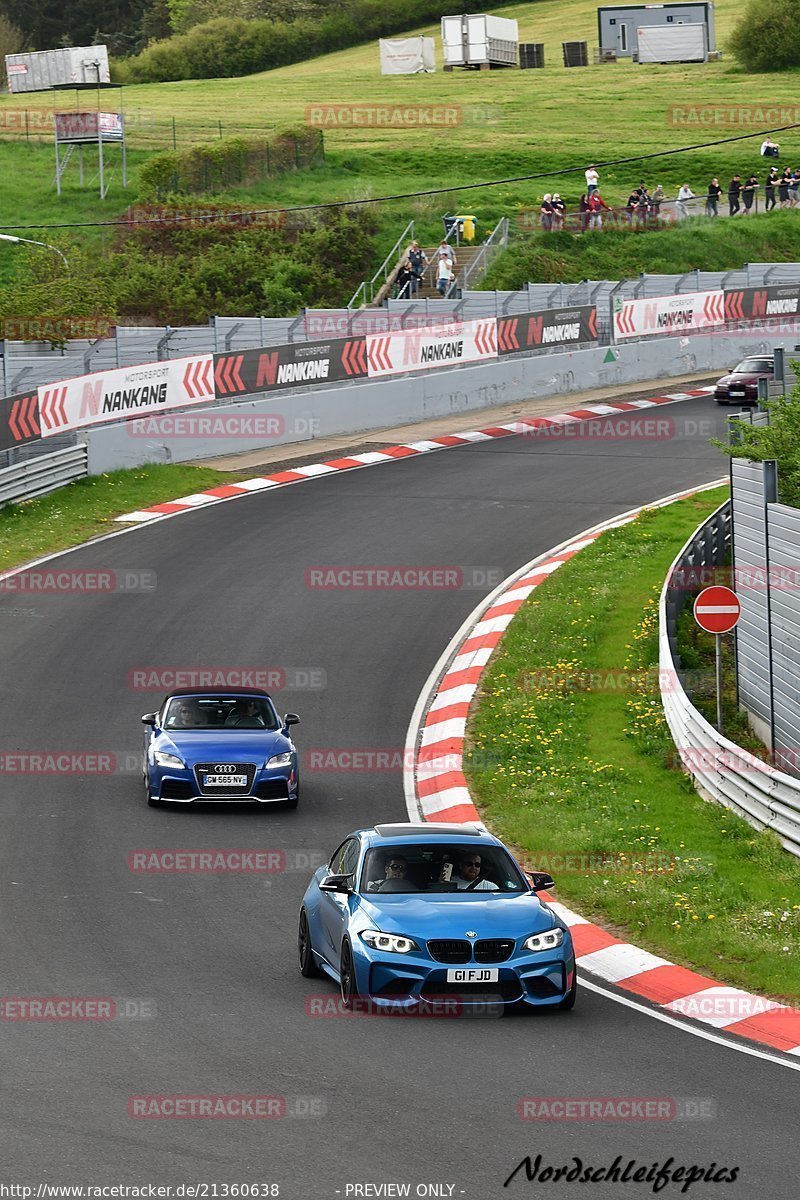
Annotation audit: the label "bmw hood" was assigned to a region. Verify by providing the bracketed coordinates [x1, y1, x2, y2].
[154, 729, 292, 764]
[356, 893, 562, 939]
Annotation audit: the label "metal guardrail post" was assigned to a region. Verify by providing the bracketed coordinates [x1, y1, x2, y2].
[156, 327, 174, 361]
[224, 322, 243, 351]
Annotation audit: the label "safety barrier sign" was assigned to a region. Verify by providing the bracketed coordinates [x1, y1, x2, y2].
[497, 306, 597, 354]
[0, 389, 40, 453]
[614, 291, 725, 340]
[38, 356, 215, 438]
[213, 337, 367, 400]
[366, 318, 497, 378]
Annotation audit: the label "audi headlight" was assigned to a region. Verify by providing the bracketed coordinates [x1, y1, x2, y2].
[360, 930, 418, 954]
[154, 751, 185, 769]
[523, 928, 565, 952]
[265, 752, 293, 769]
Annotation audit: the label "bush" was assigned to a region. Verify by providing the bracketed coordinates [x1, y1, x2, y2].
[137, 130, 324, 199]
[729, 0, 800, 73]
[120, 0, 518, 82]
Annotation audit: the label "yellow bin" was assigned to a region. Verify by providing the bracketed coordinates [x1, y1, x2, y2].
[456, 214, 477, 242]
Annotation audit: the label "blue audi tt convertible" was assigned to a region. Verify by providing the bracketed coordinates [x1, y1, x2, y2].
[142, 688, 300, 807]
[299, 822, 577, 1012]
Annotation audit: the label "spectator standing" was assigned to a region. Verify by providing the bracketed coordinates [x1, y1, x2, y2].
[588, 190, 610, 229]
[728, 174, 742, 216]
[551, 193, 566, 230]
[625, 189, 639, 224]
[585, 165, 599, 195]
[705, 177, 722, 217]
[435, 238, 456, 270]
[436, 256, 455, 297]
[395, 261, 415, 299]
[765, 166, 779, 211]
[407, 240, 427, 296]
[650, 183, 664, 220]
[742, 174, 758, 214]
[790, 167, 800, 207]
[778, 168, 792, 207]
[676, 183, 695, 220]
[579, 193, 590, 232]
[540, 193, 554, 231]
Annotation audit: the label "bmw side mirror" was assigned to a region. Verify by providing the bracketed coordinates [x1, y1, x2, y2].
[283, 713, 300, 730]
[319, 873, 352, 894]
[141, 713, 157, 726]
[528, 871, 555, 892]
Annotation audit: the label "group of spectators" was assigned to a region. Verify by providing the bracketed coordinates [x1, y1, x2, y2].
[539, 139, 799, 232]
[395, 238, 458, 299]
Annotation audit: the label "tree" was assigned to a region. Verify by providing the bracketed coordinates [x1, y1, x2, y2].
[729, 0, 800, 73]
[716, 379, 800, 507]
[0, 13, 26, 87]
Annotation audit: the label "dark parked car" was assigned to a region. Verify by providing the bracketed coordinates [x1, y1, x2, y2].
[714, 356, 774, 405]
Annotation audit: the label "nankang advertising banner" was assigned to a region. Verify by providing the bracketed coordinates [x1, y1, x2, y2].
[365, 318, 497, 378]
[614, 291, 725, 340]
[497, 307, 597, 354]
[724, 284, 800, 322]
[213, 338, 367, 399]
[38, 355, 214, 437]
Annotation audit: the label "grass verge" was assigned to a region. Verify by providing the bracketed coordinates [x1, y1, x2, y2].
[466, 487, 800, 999]
[0, 464, 242, 573]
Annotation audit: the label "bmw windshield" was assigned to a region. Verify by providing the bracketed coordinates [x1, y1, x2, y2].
[361, 844, 529, 894]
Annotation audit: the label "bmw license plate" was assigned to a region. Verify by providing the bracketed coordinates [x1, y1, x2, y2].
[203, 773, 247, 787]
[446, 968, 499, 983]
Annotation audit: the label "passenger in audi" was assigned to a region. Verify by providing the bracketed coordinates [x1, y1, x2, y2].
[168, 701, 200, 729]
[441, 852, 499, 891]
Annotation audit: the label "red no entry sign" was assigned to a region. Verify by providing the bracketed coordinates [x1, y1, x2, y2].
[693, 585, 741, 634]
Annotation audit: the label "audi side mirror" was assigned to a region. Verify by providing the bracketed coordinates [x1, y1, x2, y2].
[141, 713, 157, 726]
[283, 713, 300, 727]
[319, 873, 352, 894]
[528, 871, 555, 892]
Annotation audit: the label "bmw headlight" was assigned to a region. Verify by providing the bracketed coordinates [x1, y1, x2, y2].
[360, 930, 418, 954]
[523, 928, 565, 952]
[265, 752, 293, 769]
[154, 751, 185, 769]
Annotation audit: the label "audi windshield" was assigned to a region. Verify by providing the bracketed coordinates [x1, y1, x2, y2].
[163, 696, 280, 731]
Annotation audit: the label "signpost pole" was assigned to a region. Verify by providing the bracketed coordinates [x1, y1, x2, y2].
[715, 632, 723, 733]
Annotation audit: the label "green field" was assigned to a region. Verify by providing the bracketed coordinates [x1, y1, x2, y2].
[1, 0, 797, 299]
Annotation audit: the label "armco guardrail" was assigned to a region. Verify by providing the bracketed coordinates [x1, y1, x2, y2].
[0, 444, 87, 508]
[660, 499, 800, 858]
[0, 304, 600, 458]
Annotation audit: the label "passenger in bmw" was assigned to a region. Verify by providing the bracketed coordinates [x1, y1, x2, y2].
[442, 852, 499, 891]
[367, 855, 419, 892]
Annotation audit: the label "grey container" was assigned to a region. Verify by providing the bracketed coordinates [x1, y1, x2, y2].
[5, 46, 110, 93]
[562, 40, 589, 66]
[519, 42, 545, 68]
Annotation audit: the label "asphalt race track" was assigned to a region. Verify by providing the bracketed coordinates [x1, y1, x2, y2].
[1, 395, 797, 1198]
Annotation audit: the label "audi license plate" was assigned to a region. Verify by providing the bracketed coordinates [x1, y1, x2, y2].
[730, 390, 745, 397]
[203, 773, 247, 787]
[446, 968, 499, 983]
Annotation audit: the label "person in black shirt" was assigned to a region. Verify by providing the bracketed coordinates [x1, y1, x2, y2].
[706, 178, 722, 217]
[765, 167, 779, 211]
[727, 175, 742, 216]
[742, 174, 758, 214]
[779, 168, 791, 208]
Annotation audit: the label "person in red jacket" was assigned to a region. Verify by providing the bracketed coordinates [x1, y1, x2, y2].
[588, 190, 610, 229]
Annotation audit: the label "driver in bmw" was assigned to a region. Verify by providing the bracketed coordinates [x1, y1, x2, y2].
[441, 851, 499, 891]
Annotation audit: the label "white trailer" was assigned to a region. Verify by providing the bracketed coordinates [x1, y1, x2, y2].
[379, 37, 436, 74]
[441, 13, 519, 69]
[4, 46, 110, 93]
[636, 23, 707, 62]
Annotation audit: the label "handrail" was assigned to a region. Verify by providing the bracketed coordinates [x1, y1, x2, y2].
[347, 219, 415, 310]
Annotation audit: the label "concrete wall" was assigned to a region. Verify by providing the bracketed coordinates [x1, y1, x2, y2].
[84, 327, 791, 475]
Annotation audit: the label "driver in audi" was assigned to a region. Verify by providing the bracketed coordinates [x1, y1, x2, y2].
[440, 851, 499, 891]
